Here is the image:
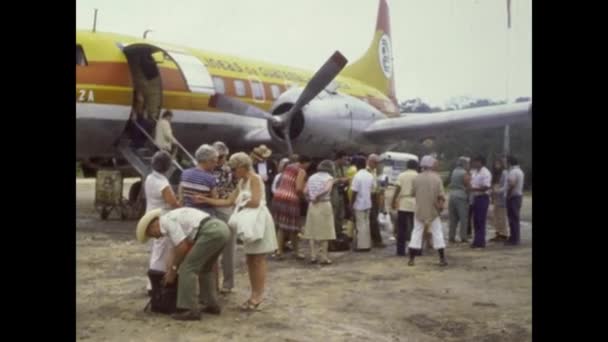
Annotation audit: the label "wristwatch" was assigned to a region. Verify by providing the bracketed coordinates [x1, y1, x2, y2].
[171, 265, 178, 271]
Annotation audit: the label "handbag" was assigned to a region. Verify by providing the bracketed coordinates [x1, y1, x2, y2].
[145, 270, 178, 314]
[228, 190, 264, 244]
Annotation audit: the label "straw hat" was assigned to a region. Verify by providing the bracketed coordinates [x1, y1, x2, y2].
[135, 208, 162, 243]
[252, 144, 272, 160]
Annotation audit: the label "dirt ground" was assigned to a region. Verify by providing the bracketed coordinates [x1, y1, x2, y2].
[76, 179, 532, 342]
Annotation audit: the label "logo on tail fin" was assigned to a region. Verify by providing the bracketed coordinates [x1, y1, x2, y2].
[378, 34, 393, 79]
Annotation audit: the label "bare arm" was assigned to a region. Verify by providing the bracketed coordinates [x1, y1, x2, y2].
[351, 191, 358, 209]
[194, 188, 239, 207]
[463, 173, 471, 190]
[163, 239, 190, 285]
[392, 185, 401, 209]
[161, 186, 181, 208]
[312, 179, 334, 202]
[295, 169, 306, 196]
[177, 185, 184, 203]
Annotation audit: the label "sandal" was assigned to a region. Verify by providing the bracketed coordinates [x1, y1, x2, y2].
[272, 253, 285, 261]
[240, 299, 262, 312]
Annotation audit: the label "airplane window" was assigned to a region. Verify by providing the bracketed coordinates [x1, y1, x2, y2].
[234, 80, 246, 97]
[213, 77, 225, 94]
[251, 81, 264, 101]
[271, 85, 281, 99]
[76, 45, 87, 66]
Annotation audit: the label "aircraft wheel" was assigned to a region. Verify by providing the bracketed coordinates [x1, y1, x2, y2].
[128, 181, 146, 218]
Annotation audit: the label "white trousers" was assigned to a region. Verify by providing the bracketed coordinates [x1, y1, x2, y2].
[354, 209, 371, 250]
[408, 216, 446, 250]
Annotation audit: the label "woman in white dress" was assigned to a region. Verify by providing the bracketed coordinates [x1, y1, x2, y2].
[144, 151, 181, 293]
[195, 152, 278, 311]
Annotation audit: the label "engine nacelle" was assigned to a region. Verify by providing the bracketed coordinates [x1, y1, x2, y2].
[266, 87, 388, 156]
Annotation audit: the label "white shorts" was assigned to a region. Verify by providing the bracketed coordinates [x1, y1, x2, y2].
[408, 216, 446, 250]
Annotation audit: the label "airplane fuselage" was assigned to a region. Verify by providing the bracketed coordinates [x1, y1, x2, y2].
[76, 30, 400, 160]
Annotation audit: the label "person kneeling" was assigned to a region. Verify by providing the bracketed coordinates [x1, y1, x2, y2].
[136, 207, 230, 321]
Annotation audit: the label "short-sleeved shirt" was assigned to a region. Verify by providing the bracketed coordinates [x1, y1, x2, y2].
[180, 167, 217, 211]
[213, 164, 236, 199]
[306, 172, 334, 201]
[351, 169, 374, 211]
[159, 208, 210, 246]
[471, 167, 492, 196]
[396, 170, 418, 212]
[508, 166, 525, 197]
[145, 171, 171, 213]
[449, 167, 469, 200]
[411, 171, 445, 223]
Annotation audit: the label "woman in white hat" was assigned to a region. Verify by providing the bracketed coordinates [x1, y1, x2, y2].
[302, 160, 337, 264]
[136, 207, 230, 321]
[193, 152, 278, 311]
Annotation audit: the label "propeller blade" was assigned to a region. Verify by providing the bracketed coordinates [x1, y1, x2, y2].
[283, 126, 294, 156]
[280, 51, 348, 125]
[209, 94, 277, 122]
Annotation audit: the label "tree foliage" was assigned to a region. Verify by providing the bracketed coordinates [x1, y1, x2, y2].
[395, 97, 532, 190]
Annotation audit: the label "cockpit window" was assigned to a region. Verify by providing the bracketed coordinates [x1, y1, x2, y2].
[76, 45, 87, 66]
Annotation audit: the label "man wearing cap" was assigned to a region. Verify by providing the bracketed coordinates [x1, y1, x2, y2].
[407, 155, 448, 267]
[136, 208, 230, 321]
[251, 144, 277, 203]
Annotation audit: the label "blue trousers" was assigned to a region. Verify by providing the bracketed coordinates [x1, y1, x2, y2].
[507, 195, 522, 244]
[472, 195, 489, 247]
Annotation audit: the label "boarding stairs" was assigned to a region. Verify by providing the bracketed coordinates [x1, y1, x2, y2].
[116, 119, 196, 218]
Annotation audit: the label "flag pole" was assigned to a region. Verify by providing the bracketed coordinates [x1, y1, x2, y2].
[503, 0, 512, 156]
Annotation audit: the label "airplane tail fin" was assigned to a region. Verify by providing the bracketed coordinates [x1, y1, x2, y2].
[341, 0, 397, 108]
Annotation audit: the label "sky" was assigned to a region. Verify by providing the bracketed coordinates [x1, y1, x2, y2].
[76, 0, 531, 107]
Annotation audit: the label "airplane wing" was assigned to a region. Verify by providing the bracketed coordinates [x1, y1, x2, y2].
[362, 102, 532, 144]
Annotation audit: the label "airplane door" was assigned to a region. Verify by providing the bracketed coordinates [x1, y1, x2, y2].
[121, 43, 215, 95]
[163, 51, 215, 94]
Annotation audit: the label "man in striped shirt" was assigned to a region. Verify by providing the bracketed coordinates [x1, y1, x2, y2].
[179, 144, 219, 216]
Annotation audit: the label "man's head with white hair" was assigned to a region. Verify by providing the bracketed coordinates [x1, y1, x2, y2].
[420, 155, 437, 171]
[195, 144, 219, 171]
[367, 153, 380, 170]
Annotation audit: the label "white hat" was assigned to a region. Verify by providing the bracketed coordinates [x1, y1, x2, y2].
[253, 145, 272, 159]
[135, 208, 162, 243]
[420, 155, 436, 168]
